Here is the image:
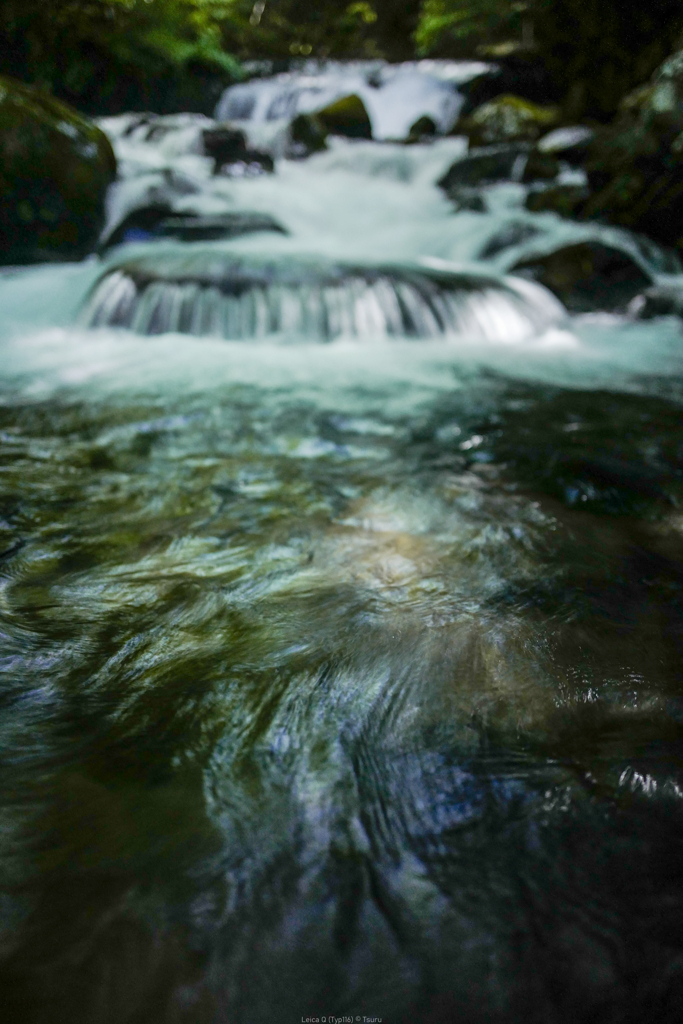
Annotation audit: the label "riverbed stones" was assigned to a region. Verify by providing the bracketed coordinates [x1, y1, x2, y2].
[0, 75, 116, 264]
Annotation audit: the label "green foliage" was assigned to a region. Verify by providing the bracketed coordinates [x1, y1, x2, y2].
[218, 0, 421, 61]
[0, 0, 242, 113]
[416, 0, 526, 56]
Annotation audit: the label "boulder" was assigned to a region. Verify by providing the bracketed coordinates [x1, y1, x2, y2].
[457, 94, 561, 147]
[406, 116, 438, 143]
[438, 143, 530, 193]
[314, 94, 373, 140]
[511, 241, 653, 312]
[0, 76, 116, 264]
[287, 113, 329, 158]
[284, 95, 373, 156]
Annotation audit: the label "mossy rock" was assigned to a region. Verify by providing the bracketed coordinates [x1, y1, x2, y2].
[0, 76, 116, 264]
[561, 48, 683, 251]
[458, 94, 561, 147]
[314, 94, 372, 140]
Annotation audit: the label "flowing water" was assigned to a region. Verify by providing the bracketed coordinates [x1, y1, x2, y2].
[2, 68, 683, 1024]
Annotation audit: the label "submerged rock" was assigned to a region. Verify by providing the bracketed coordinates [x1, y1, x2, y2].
[457, 94, 561, 147]
[0, 76, 115, 264]
[511, 240, 652, 312]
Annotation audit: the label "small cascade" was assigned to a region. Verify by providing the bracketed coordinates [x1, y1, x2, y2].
[80, 254, 564, 342]
[215, 60, 490, 143]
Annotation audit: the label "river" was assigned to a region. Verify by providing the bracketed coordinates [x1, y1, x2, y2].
[0, 63, 683, 1024]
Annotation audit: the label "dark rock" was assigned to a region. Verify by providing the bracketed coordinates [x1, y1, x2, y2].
[535, 125, 595, 163]
[479, 222, 542, 259]
[314, 94, 373, 140]
[438, 143, 531, 192]
[0, 75, 116, 264]
[522, 151, 561, 182]
[202, 125, 274, 174]
[629, 285, 683, 319]
[155, 213, 286, 242]
[457, 94, 561, 148]
[407, 116, 437, 142]
[102, 203, 174, 249]
[525, 183, 591, 217]
[102, 208, 286, 249]
[511, 241, 653, 312]
[288, 113, 328, 158]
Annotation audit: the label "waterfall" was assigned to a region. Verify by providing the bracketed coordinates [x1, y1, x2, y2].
[214, 60, 491, 143]
[80, 253, 565, 342]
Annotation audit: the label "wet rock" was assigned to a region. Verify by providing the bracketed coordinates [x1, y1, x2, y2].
[457, 94, 561, 147]
[479, 222, 542, 259]
[629, 285, 683, 319]
[0, 75, 116, 264]
[536, 125, 595, 163]
[202, 125, 274, 174]
[155, 213, 286, 242]
[288, 113, 329, 157]
[511, 241, 653, 312]
[314, 94, 373, 140]
[407, 116, 438, 142]
[522, 150, 562, 182]
[448, 188, 487, 213]
[438, 143, 530, 192]
[523, 125, 595, 182]
[102, 208, 286, 249]
[525, 183, 591, 217]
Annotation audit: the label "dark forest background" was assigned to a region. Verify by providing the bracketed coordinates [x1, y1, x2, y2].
[1, 0, 682, 118]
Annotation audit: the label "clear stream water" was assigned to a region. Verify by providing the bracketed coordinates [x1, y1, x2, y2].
[1, 66, 683, 1024]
